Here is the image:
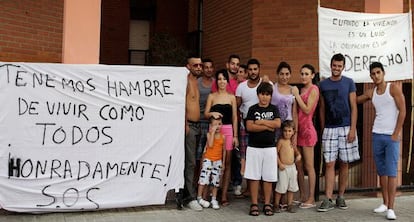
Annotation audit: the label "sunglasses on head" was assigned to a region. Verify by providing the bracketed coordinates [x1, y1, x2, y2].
[192, 63, 204, 68]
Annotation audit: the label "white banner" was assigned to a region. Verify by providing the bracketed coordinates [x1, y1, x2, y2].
[0, 62, 187, 212]
[318, 7, 413, 82]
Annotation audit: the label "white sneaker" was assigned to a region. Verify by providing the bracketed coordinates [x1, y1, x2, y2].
[198, 198, 210, 208]
[211, 200, 220, 210]
[386, 209, 397, 220]
[234, 185, 242, 196]
[187, 200, 203, 211]
[374, 204, 387, 213]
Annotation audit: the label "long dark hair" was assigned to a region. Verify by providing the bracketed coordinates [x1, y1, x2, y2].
[276, 61, 291, 74]
[214, 69, 229, 88]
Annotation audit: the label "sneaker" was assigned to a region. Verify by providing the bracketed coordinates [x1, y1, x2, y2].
[187, 200, 203, 211]
[211, 200, 220, 210]
[336, 196, 348, 210]
[198, 198, 210, 208]
[386, 209, 397, 220]
[374, 204, 388, 213]
[234, 185, 242, 196]
[317, 199, 335, 212]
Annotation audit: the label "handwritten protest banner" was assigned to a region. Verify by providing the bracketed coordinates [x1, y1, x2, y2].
[318, 7, 413, 82]
[0, 62, 187, 212]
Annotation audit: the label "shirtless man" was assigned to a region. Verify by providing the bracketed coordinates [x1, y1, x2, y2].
[176, 56, 204, 211]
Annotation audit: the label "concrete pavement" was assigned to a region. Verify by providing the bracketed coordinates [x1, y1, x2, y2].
[0, 192, 413, 222]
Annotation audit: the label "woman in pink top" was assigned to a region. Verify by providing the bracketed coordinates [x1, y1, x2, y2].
[292, 64, 319, 208]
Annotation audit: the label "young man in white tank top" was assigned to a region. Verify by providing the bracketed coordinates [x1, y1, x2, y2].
[357, 62, 406, 220]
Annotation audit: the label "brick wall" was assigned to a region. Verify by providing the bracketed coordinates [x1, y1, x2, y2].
[0, 0, 64, 62]
[203, 0, 364, 82]
[100, 0, 130, 64]
[155, 0, 188, 46]
[187, 0, 199, 32]
[154, 0, 188, 55]
[202, 0, 252, 69]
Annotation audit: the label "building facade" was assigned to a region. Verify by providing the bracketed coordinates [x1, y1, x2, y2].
[0, 0, 413, 193]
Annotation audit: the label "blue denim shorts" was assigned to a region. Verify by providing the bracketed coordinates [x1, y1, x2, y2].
[372, 133, 399, 177]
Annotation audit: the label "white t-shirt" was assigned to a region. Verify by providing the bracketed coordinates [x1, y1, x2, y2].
[235, 79, 261, 119]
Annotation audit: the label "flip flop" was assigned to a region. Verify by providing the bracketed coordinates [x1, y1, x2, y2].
[242, 191, 250, 198]
[234, 194, 245, 199]
[221, 200, 230, 207]
[293, 200, 302, 205]
[299, 203, 316, 209]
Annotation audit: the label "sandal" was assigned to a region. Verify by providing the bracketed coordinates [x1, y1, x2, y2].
[287, 204, 297, 213]
[274, 205, 281, 213]
[299, 203, 316, 209]
[242, 191, 250, 198]
[221, 200, 230, 207]
[249, 204, 260, 216]
[263, 204, 274, 216]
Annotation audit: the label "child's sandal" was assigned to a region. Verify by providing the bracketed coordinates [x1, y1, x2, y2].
[249, 204, 260, 216]
[263, 204, 274, 216]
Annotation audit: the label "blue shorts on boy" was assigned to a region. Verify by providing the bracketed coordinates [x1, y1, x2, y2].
[372, 133, 399, 177]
